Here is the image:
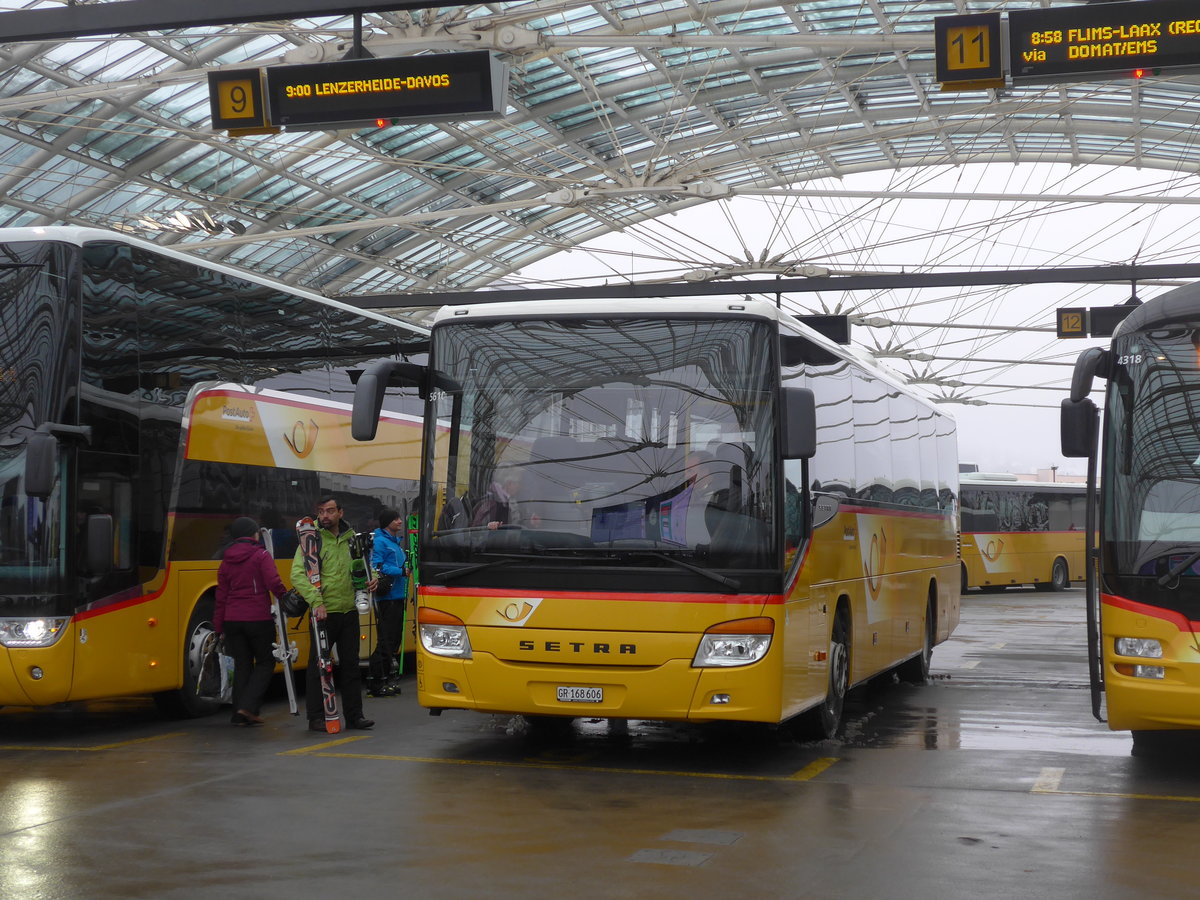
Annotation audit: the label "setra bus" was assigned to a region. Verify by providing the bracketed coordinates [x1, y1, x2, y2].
[1062, 285, 1200, 746]
[353, 298, 960, 735]
[0, 227, 425, 715]
[959, 473, 1087, 592]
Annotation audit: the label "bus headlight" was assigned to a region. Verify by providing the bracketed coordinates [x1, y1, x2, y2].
[1115, 637, 1163, 659]
[693, 617, 774, 667]
[418, 608, 472, 659]
[0, 617, 70, 648]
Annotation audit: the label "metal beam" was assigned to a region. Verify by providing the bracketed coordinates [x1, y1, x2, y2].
[0, 1, 459, 42]
[341, 263, 1200, 310]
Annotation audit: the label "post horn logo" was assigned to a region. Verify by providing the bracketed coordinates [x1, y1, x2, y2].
[865, 529, 887, 601]
[496, 599, 540, 624]
[981, 538, 1004, 562]
[284, 418, 319, 459]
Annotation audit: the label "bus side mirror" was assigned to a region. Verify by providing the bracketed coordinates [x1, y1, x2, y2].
[1061, 397, 1097, 458]
[86, 514, 114, 576]
[352, 360, 426, 441]
[25, 430, 58, 498]
[782, 386, 817, 460]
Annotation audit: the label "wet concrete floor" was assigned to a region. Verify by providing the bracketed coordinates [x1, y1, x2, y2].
[2, 589, 1198, 899]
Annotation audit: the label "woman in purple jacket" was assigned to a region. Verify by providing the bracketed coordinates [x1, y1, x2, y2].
[215, 517, 288, 726]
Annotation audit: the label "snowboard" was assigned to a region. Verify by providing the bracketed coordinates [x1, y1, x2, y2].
[348, 530, 372, 615]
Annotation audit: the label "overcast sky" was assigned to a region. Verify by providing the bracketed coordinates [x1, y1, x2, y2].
[513, 162, 1200, 477]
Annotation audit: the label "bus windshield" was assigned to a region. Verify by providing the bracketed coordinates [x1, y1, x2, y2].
[426, 316, 777, 580]
[1104, 326, 1200, 595]
[0, 247, 73, 598]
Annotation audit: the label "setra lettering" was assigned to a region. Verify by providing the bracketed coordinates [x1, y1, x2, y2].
[515, 640, 639, 654]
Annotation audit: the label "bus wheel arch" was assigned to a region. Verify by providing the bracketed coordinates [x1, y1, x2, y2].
[153, 592, 221, 719]
[795, 598, 850, 740]
[897, 584, 936, 685]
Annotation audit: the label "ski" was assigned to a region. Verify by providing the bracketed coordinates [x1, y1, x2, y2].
[262, 526, 299, 715]
[271, 597, 300, 715]
[296, 516, 340, 733]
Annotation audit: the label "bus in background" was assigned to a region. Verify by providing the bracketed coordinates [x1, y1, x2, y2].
[353, 299, 960, 737]
[1063, 283, 1200, 750]
[0, 227, 425, 715]
[959, 474, 1087, 593]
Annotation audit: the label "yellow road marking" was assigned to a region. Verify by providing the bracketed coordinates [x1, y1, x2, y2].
[789, 757, 838, 781]
[280, 734, 371, 755]
[298, 749, 839, 783]
[1032, 766, 1200, 803]
[0, 731, 186, 752]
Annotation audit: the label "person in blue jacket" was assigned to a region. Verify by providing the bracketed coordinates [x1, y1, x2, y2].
[368, 508, 408, 697]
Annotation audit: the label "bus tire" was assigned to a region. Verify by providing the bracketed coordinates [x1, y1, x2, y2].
[796, 603, 849, 740]
[961, 563, 968, 594]
[153, 595, 221, 719]
[1049, 557, 1069, 592]
[897, 592, 935, 685]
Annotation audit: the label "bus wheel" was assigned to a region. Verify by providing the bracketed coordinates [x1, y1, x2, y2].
[796, 606, 849, 740]
[1049, 558, 1069, 592]
[897, 596, 934, 684]
[153, 597, 221, 719]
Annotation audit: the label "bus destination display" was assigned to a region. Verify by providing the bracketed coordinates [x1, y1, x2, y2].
[1010, 0, 1200, 83]
[265, 51, 508, 129]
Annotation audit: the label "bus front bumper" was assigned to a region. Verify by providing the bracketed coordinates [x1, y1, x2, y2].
[415, 650, 782, 723]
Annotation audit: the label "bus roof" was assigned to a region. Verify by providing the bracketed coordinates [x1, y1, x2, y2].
[1115, 280, 1200, 336]
[433, 296, 952, 419]
[0, 225, 429, 337]
[959, 475, 1087, 493]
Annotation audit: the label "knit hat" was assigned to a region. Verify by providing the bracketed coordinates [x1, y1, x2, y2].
[230, 516, 259, 540]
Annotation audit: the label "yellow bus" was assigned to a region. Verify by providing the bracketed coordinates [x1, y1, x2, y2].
[1, 227, 425, 715]
[354, 298, 960, 736]
[959, 474, 1087, 592]
[1063, 283, 1200, 750]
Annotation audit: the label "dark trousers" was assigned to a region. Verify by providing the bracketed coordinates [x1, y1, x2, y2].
[306, 611, 363, 723]
[224, 619, 276, 716]
[369, 598, 406, 683]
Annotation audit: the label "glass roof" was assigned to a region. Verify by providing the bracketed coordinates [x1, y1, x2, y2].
[2, 0, 1186, 294]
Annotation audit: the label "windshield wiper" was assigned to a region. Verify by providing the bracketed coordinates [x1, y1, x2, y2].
[1158, 548, 1200, 587]
[431, 547, 741, 593]
[544, 546, 741, 593]
[428, 555, 522, 584]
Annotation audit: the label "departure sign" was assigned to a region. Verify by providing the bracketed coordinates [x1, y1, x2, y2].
[1010, 0, 1200, 83]
[265, 51, 508, 130]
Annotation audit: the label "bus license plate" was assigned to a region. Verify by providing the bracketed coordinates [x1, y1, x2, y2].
[557, 686, 603, 703]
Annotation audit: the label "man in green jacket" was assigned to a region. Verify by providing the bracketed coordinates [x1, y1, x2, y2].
[291, 496, 376, 731]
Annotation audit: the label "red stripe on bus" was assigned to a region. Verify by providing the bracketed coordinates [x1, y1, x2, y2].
[1102, 592, 1200, 633]
[75, 572, 172, 621]
[836, 503, 953, 520]
[190, 387, 423, 423]
[963, 530, 1084, 536]
[419, 585, 784, 604]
